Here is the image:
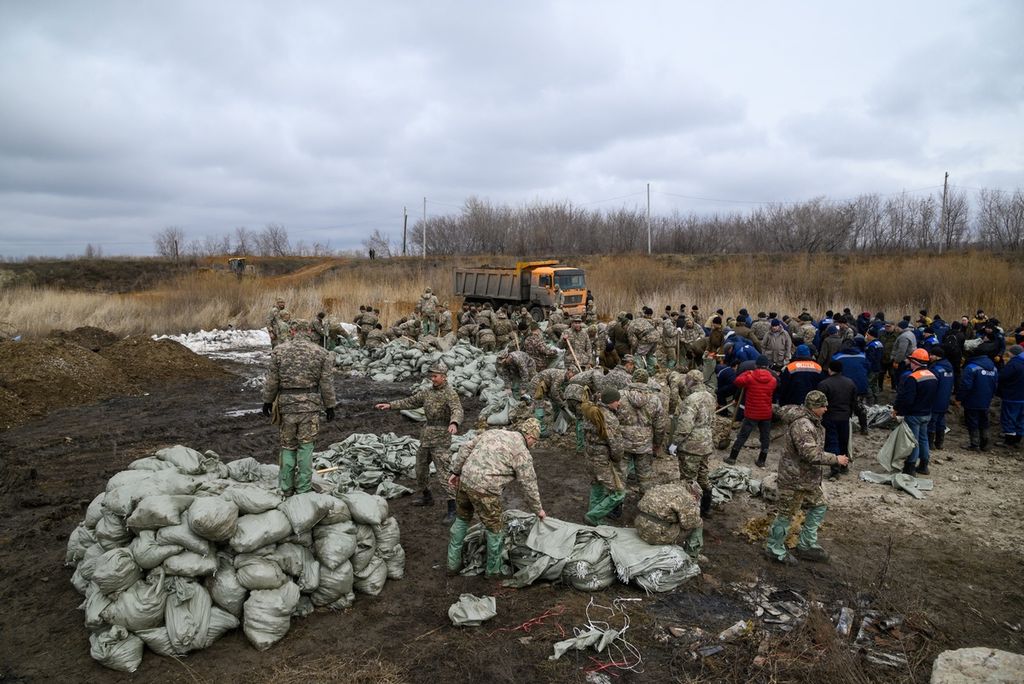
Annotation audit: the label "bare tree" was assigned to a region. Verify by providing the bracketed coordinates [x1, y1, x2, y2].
[362, 229, 393, 258]
[83, 243, 102, 258]
[233, 227, 252, 255]
[154, 226, 185, 262]
[978, 189, 1024, 251]
[254, 223, 291, 256]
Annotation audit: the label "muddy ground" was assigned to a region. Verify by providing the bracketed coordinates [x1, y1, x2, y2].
[1, 358, 1022, 683]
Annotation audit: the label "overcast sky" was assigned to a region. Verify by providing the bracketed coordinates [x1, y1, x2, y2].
[1, 1, 1021, 257]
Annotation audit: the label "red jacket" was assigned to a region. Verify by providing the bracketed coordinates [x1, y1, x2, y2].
[735, 368, 778, 420]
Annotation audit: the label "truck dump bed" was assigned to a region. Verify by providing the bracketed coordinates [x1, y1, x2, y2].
[452, 267, 521, 301]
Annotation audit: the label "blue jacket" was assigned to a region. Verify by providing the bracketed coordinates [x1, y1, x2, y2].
[922, 334, 940, 350]
[832, 349, 870, 394]
[931, 319, 950, 342]
[895, 367, 938, 417]
[775, 358, 822, 406]
[865, 339, 884, 373]
[958, 356, 998, 410]
[728, 336, 759, 364]
[930, 359, 955, 412]
[715, 364, 738, 404]
[997, 354, 1024, 403]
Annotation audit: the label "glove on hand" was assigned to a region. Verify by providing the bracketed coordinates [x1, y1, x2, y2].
[325, 407, 336, 422]
[262, 402, 273, 417]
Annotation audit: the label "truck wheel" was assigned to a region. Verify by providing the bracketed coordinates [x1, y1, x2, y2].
[530, 306, 545, 322]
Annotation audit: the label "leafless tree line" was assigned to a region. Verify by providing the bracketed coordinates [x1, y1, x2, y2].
[152, 223, 347, 259]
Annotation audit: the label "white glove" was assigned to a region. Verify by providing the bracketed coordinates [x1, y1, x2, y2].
[667, 444, 678, 456]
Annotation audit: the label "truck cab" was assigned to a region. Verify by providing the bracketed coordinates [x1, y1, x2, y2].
[523, 263, 586, 318]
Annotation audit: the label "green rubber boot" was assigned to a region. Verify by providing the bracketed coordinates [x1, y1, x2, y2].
[447, 517, 470, 576]
[295, 442, 315, 493]
[485, 531, 506, 578]
[278, 448, 297, 495]
[587, 483, 605, 516]
[683, 526, 704, 561]
[586, 488, 625, 525]
[765, 515, 791, 561]
[534, 407, 548, 437]
[575, 419, 585, 452]
[795, 504, 828, 560]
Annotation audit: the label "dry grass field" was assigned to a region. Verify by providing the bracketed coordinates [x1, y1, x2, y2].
[1, 252, 1021, 337]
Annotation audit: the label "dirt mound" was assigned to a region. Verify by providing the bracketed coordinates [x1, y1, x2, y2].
[47, 325, 121, 351]
[0, 339, 138, 430]
[98, 336, 228, 384]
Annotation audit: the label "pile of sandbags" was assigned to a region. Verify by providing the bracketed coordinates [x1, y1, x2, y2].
[456, 510, 699, 594]
[66, 445, 404, 672]
[312, 433, 419, 498]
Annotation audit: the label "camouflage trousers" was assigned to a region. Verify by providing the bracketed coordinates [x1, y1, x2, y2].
[455, 487, 503, 534]
[618, 451, 655, 493]
[278, 412, 319, 450]
[772, 486, 827, 518]
[678, 449, 710, 491]
[416, 442, 455, 500]
[636, 514, 702, 549]
[657, 344, 677, 368]
[587, 450, 624, 493]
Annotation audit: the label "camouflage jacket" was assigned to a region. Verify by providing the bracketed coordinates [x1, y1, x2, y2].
[389, 382, 464, 447]
[565, 368, 606, 405]
[266, 307, 283, 341]
[659, 319, 679, 348]
[272, 317, 293, 342]
[492, 316, 514, 339]
[450, 429, 542, 513]
[547, 309, 566, 326]
[523, 332, 557, 369]
[530, 368, 571, 405]
[498, 351, 537, 388]
[636, 480, 702, 545]
[459, 310, 477, 326]
[673, 386, 715, 455]
[360, 310, 379, 330]
[798, 323, 817, 347]
[559, 327, 593, 367]
[678, 322, 705, 345]
[609, 321, 631, 356]
[476, 308, 495, 329]
[750, 318, 771, 343]
[438, 311, 453, 335]
[580, 394, 624, 463]
[312, 317, 329, 342]
[617, 384, 667, 454]
[775, 405, 839, 490]
[601, 365, 632, 393]
[263, 339, 336, 414]
[365, 329, 387, 349]
[665, 370, 688, 415]
[417, 293, 438, 316]
[628, 317, 658, 349]
[476, 326, 496, 345]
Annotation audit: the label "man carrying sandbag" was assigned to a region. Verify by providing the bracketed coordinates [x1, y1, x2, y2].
[580, 387, 626, 525]
[635, 477, 704, 561]
[376, 361, 464, 521]
[446, 418, 546, 578]
[262, 320, 337, 496]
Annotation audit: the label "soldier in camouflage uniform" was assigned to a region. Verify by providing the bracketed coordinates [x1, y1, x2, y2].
[765, 390, 849, 565]
[671, 369, 716, 518]
[262, 320, 337, 496]
[616, 368, 668, 495]
[566, 366, 607, 452]
[560, 316, 593, 369]
[497, 349, 538, 395]
[358, 305, 378, 346]
[524, 323, 558, 370]
[476, 302, 495, 330]
[580, 387, 626, 525]
[492, 309, 516, 350]
[657, 315, 681, 369]
[635, 479, 703, 559]
[273, 310, 293, 343]
[266, 297, 287, 347]
[476, 322, 497, 351]
[365, 324, 388, 356]
[530, 366, 577, 438]
[417, 288, 440, 335]
[678, 316, 705, 370]
[602, 354, 636, 393]
[312, 311, 331, 349]
[376, 361, 464, 520]
[437, 303, 453, 336]
[609, 312, 632, 357]
[446, 418, 545, 578]
[628, 307, 660, 371]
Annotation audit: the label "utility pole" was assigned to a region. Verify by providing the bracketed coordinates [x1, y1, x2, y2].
[939, 171, 949, 253]
[402, 206, 408, 256]
[422, 197, 427, 259]
[646, 182, 652, 255]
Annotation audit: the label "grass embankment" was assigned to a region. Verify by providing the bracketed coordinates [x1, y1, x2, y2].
[0, 252, 1020, 338]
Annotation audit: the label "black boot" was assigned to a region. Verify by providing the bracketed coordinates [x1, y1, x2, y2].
[700, 488, 713, 519]
[755, 451, 768, 468]
[927, 432, 935, 450]
[724, 448, 740, 465]
[933, 431, 944, 450]
[443, 499, 456, 524]
[609, 503, 623, 520]
[412, 489, 434, 506]
[979, 428, 990, 452]
[901, 461, 916, 476]
[966, 429, 980, 451]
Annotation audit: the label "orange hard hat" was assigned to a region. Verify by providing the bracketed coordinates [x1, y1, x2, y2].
[909, 348, 930, 363]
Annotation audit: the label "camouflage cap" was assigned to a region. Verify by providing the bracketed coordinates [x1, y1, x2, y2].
[684, 369, 704, 388]
[571, 315, 582, 323]
[632, 368, 649, 383]
[616, 311, 628, 322]
[805, 390, 828, 409]
[424, 287, 432, 294]
[428, 361, 448, 374]
[622, 354, 635, 364]
[516, 417, 541, 441]
[601, 387, 621, 404]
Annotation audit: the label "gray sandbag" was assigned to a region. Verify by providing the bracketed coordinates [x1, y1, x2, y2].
[165, 576, 213, 654]
[351, 524, 377, 573]
[73, 544, 105, 590]
[383, 544, 405, 580]
[372, 517, 401, 554]
[198, 606, 240, 649]
[319, 496, 351, 524]
[283, 529, 314, 547]
[84, 493, 105, 528]
[155, 445, 207, 475]
[103, 471, 197, 516]
[66, 524, 98, 566]
[92, 548, 142, 596]
[606, 526, 700, 593]
[270, 543, 320, 593]
[163, 551, 218, 577]
[105, 469, 153, 492]
[101, 568, 167, 631]
[157, 519, 213, 556]
[128, 456, 177, 472]
[243, 581, 301, 651]
[89, 625, 144, 673]
[94, 511, 132, 550]
[134, 626, 176, 657]
[80, 583, 113, 628]
[277, 492, 334, 534]
[207, 552, 248, 616]
[188, 497, 239, 541]
[229, 510, 292, 553]
[562, 535, 616, 592]
[126, 494, 196, 531]
[311, 561, 354, 608]
[340, 491, 388, 526]
[352, 555, 387, 596]
[129, 530, 184, 570]
[294, 595, 315, 618]
[312, 521, 357, 570]
[448, 594, 497, 627]
[226, 456, 265, 482]
[221, 485, 283, 514]
[235, 550, 288, 591]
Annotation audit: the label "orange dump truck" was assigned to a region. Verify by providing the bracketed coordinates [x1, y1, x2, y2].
[453, 260, 587, 321]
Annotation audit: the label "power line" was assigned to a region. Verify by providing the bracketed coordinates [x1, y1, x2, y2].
[653, 185, 944, 207]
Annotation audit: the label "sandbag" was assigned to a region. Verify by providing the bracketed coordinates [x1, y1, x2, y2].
[221, 485, 283, 514]
[164, 551, 218, 577]
[230, 510, 292, 553]
[129, 530, 185, 570]
[351, 524, 377, 573]
[207, 552, 248, 616]
[155, 445, 207, 475]
[310, 561, 354, 608]
[89, 625, 144, 673]
[84, 493, 106, 528]
[226, 457, 269, 483]
[128, 456, 178, 472]
[80, 583, 113, 628]
[372, 517, 401, 554]
[448, 594, 497, 627]
[66, 524, 98, 566]
[200, 607, 240, 648]
[340, 491, 388, 526]
[312, 521, 357, 570]
[235, 551, 288, 591]
[74, 544, 105, 588]
[243, 581, 301, 651]
[157, 519, 213, 556]
[101, 568, 167, 631]
[188, 497, 239, 541]
[126, 495, 196, 531]
[294, 595, 315, 618]
[319, 496, 351, 525]
[278, 492, 334, 534]
[352, 555, 387, 596]
[383, 544, 405, 580]
[105, 469, 153, 492]
[270, 543, 320, 592]
[92, 548, 142, 596]
[94, 511, 132, 550]
[165, 577, 213, 654]
[103, 471, 197, 516]
[283, 529, 314, 547]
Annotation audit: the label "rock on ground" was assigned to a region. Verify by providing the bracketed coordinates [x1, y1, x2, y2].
[931, 647, 1024, 684]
